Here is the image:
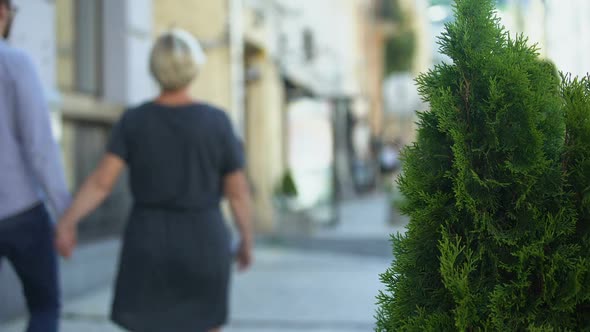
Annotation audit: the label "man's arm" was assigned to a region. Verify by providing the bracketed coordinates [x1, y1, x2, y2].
[12, 51, 71, 218]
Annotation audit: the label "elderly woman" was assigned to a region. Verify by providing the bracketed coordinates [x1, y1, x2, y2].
[55, 29, 253, 332]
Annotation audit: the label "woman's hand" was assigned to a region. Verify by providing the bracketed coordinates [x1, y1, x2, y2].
[236, 240, 253, 272]
[224, 171, 254, 272]
[55, 222, 77, 258]
[54, 153, 125, 259]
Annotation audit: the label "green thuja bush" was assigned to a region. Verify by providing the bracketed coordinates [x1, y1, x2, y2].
[376, 0, 590, 330]
[561, 74, 590, 329]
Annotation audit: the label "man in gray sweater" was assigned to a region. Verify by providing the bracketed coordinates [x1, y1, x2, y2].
[0, 1, 71, 331]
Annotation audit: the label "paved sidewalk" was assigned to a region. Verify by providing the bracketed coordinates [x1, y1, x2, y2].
[2, 193, 406, 331]
[3, 246, 390, 332]
[269, 193, 408, 258]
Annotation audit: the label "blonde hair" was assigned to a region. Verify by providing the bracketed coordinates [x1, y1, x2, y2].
[149, 29, 207, 91]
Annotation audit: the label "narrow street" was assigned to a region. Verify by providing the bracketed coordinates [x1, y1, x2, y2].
[2, 194, 407, 332]
[3, 0, 588, 331]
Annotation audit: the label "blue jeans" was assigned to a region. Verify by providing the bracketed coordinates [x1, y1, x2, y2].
[0, 204, 60, 332]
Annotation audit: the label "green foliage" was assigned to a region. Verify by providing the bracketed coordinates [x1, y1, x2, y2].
[385, 30, 416, 73]
[376, 0, 590, 330]
[561, 74, 590, 329]
[384, 0, 416, 73]
[276, 169, 298, 198]
[379, 0, 404, 22]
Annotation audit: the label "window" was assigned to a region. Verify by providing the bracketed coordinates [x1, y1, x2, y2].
[303, 28, 315, 62]
[56, 0, 103, 96]
[75, 0, 102, 95]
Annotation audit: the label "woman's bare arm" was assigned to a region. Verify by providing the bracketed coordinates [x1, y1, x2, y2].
[56, 153, 125, 257]
[224, 170, 253, 270]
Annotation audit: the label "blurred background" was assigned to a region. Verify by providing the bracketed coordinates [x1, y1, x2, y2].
[2, 0, 589, 331]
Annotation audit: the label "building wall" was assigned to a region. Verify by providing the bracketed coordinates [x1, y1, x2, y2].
[153, 0, 233, 113]
[343, 0, 387, 191]
[502, 0, 590, 77]
[409, 0, 432, 74]
[55, 0, 75, 92]
[11, 0, 61, 140]
[104, 0, 156, 105]
[276, 0, 363, 97]
[53, 0, 156, 241]
[544, 0, 590, 77]
[274, 0, 390, 196]
[381, 0, 431, 146]
[243, 2, 287, 233]
[244, 53, 285, 233]
[10, 0, 57, 93]
[357, 0, 386, 137]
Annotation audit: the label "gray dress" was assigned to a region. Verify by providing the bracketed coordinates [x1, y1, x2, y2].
[107, 102, 244, 332]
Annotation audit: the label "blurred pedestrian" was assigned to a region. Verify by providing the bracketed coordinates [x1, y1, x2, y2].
[0, 1, 72, 331]
[55, 29, 253, 332]
[379, 140, 401, 174]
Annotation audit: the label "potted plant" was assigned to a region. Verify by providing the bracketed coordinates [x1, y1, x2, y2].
[273, 169, 298, 210]
[273, 170, 313, 235]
